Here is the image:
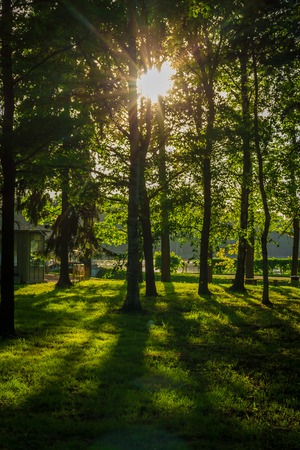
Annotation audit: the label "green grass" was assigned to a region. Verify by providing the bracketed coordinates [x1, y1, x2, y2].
[0, 279, 299, 450]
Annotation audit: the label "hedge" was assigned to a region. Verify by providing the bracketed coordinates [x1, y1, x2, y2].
[210, 257, 299, 275]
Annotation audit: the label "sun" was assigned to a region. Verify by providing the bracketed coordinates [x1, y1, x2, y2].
[138, 62, 174, 102]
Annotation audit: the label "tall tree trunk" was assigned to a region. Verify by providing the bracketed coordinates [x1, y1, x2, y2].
[246, 198, 255, 279]
[122, 0, 142, 311]
[0, 0, 16, 337]
[158, 95, 171, 282]
[231, 42, 252, 292]
[83, 258, 91, 279]
[193, 42, 215, 296]
[140, 180, 158, 296]
[198, 91, 214, 296]
[198, 155, 212, 295]
[0, 158, 16, 337]
[246, 238, 255, 279]
[290, 130, 299, 278]
[253, 48, 272, 307]
[56, 170, 72, 288]
[81, 214, 93, 279]
[208, 248, 213, 283]
[138, 99, 157, 296]
[291, 217, 299, 277]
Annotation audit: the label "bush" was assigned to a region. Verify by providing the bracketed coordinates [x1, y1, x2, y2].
[210, 257, 297, 276]
[96, 266, 127, 280]
[254, 258, 296, 275]
[154, 251, 183, 273]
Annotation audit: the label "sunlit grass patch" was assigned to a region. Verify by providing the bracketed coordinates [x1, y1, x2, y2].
[0, 279, 299, 449]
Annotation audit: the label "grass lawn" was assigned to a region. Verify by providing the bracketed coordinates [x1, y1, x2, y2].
[0, 277, 299, 449]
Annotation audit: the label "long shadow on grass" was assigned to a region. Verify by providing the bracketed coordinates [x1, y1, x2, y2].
[2, 281, 299, 449]
[147, 281, 258, 449]
[203, 286, 300, 449]
[82, 283, 191, 450]
[157, 282, 300, 450]
[237, 285, 300, 346]
[1, 281, 190, 450]
[205, 285, 300, 374]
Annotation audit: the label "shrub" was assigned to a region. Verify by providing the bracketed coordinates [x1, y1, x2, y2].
[213, 248, 236, 274]
[96, 266, 127, 280]
[154, 251, 183, 273]
[254, 258, 296, 275]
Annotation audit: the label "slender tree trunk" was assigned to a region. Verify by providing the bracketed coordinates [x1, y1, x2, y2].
[208, 248, 213, 283]
[138, 254, 143, 283]
[290, 131, 299, 278]
[56, 170, 72, 288]
[231, 41, 251, 292]
[81, 214, 93, 279]
[246, 238, 255, 279]
[198, 155, 212, 295]
[138, 99, 157, 296]
[158, 95, 171, 282]
[246, 198, 255, 279]
[291, 217, 299, 276]
[0, 158, 16, 337]
[0, 0, 16, 337]
[83, 258, 91, 279]
[192, 42, 215, 296]
[140, 181, 158, 296]
[198, 91, 214, 296]
[253, 48, 272, 307]
[122, 0, 142, 311]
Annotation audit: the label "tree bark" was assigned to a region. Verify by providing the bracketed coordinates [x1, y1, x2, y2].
[291, 217, 299, 276]
[139, 99, 158, 296]
[253, 47, 272, 307]
[246, 198, 255, 279]
[122, 0, 142, 311]
[158, 96, 171, 282]
[0, 157, 16, 337]
[0, 0, 16, 337]
[56, 170, 73, 288]
[193, 42, 215, 297]
[140, 180, 158, 296]
[198, 155, 212, 296]
[83, 258, 91, 279]
[231, 41, 252, 292]
[290, 131, 299, 278]
[245, 238, 255, 279]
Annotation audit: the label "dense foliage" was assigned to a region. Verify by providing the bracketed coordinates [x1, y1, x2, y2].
[0, 0, 299, 333]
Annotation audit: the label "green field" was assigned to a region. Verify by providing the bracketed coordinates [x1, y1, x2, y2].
[0, 279, 299, 449]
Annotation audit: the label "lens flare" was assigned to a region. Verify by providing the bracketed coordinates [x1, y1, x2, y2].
[138, 62, 174, 101]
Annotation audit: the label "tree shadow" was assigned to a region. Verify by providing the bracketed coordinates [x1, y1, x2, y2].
[154, 282, 300, 449]
[144, 282, 262, 449]
[1, 280, 299, 450]
[1, 281, 191, 450]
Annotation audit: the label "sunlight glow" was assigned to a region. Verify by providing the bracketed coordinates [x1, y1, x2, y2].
[138, 62, 174, 102]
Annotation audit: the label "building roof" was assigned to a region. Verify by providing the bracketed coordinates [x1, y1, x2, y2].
[0, 213, 48, 232]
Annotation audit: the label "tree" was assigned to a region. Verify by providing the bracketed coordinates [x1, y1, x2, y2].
[251, 0, 298, 305]
[0, 0, 15, 336]
[183, 1, 227, 295]
[252, 48, 272, 306]
[139, 98, 158, 296]
[54, 169, 73, 288]
[122, 0, 142, 311]
[273, 58, 300, 277]
[229, 35, 252, 292]
[223, 0, 299, 295]
[157, 95, 171, 282]
[0, 0, 96, 335]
